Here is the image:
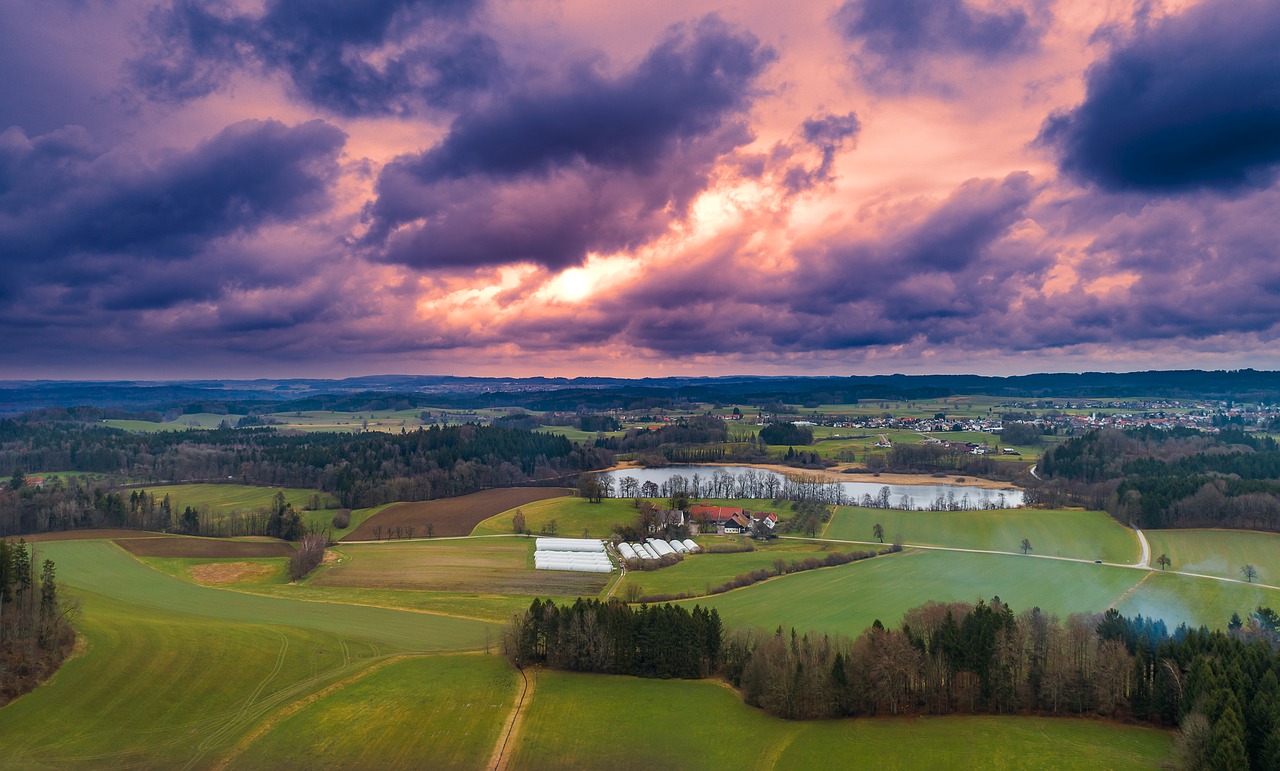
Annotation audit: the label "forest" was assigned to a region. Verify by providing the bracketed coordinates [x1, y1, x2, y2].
[510, 596, 1280, 769]
[1037, 428, 1280, 531]
[0, 422, 612, 535]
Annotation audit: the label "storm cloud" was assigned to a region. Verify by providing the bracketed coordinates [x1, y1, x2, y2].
[132, 0, 500, 115]
[363, 15, 775, 270]
[1040, 0, 1280, 193]
[834, 0, 1044, 92]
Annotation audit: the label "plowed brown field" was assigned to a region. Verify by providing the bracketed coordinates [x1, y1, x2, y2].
[343, 487, 573, 540]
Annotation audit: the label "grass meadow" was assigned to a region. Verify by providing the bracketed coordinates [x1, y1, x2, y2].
[316, 537, 608, 596]
[619, 539, 841, 598]
[471, 495, 638, 538]
[1143, 528, 1280, 585]
[228, 654, 518, 770]
[149, 483, 335, 515]
[823, 506, 1139, 563]
[688, 549, 1146, 638]
[510, 670, 1173, 770]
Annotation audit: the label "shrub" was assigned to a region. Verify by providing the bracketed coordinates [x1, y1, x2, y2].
[331, 509, 351, 529]
[288, 534, 328, 581]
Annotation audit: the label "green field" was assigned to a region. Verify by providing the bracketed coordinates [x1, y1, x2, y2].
[689, 549, 1146, 638]
[472, 495, 639, 538]
[37, 540, 495, 650]
[316, 538, 608, 597]
[1116, 568, 1280, 630]
[0, 538, 500, 767]
[510, 670, 1173, 770]
[148, 483, 335, 515]
[619, 539, 838, 599]
[229, 654, 517, 770]
[823, 506, 1139, 563]
[1144, 528, 1280, 585]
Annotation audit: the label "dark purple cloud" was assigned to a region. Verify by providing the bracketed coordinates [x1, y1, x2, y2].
[834, 0, 1044, 91]
[1040, 0, 1280, 193]
[782, 112, 860, 192]
[132, 0, 499, 116]
[363, 15, 775, 270]
[0, 119, 345, 310]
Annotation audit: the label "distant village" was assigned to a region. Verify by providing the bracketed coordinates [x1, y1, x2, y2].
[616, 398, 1280, 438]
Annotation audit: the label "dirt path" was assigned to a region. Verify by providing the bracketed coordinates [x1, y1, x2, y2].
[1134, 528, 1151, 568]
[490, 667, 533, 771]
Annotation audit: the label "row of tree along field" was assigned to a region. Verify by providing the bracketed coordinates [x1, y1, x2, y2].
[0, 540, 73, 706]
[508, 596, 1280, 769]
[1037, 426, 1280, 532]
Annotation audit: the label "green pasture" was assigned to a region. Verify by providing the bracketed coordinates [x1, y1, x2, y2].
[223, 583, 535, 623]
[149, 483, 334, 514]
[303, 503, 388, 538]
[231, 654, 517, 770]
[1116, 569, 1280, 630]
[0, 590, 384, 769]
[689, 549, 1145, 639]
[471, 495, 634, 538]
[823, 507, 1139, 563]
[0, 538, 504, 766]
[619, 540, 837, 599]
[537, 425, 626, 441]
[36, 540, 496, 650]
[140, 555, 290, 586]
[1144, 528, 1280, 585]
[510, 670, 1173, 770]
[316, 537, 608, 597]
[102, 412, 244, 432]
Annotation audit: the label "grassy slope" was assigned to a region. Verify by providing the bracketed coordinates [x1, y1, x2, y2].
[154, 483, 334, 514]
[315, 538, 608, 597]
[824, 506, 1138, 563]
[510, 671, 1173, 770]
[0, 539, 502, 768]
[231, 655, 517, 770]
[689, 549, 1144, 638]
[36, 540, 496, 650]
[471, 496, 638, 538]
[1144, 528, 1280, 585]
[1116, 569, 1280, 630]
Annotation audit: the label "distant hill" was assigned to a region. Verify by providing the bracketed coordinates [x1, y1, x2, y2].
[2, 369, 1279, 416]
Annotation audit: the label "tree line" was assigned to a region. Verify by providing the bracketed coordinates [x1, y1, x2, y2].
[0, 422, 612, 535]
[1038, 427, 1280, 532]
[507, 594, 1280, 768]
[502, 598, 722, 679]
[1, 540, 74, 706]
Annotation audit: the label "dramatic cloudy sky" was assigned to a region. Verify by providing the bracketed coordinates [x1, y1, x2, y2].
[3, 0, 1279, 378]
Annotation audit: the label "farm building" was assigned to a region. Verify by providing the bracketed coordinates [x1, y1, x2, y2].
[534, 538, 614, 573]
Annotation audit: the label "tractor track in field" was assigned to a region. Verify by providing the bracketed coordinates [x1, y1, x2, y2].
[490, 667, 533, 771]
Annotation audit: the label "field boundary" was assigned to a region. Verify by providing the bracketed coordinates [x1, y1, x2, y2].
[491, 667, 532, 771]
